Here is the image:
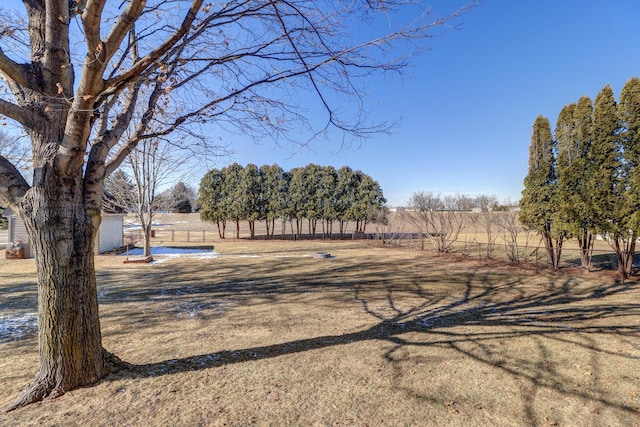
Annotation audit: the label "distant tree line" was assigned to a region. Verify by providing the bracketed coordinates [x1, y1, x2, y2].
[198, 163, 386, 239]
[520, 77, 640, 278]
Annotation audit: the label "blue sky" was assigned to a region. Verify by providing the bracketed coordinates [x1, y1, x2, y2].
[223, 0, 640, 205]
[3, 1, 640, 206]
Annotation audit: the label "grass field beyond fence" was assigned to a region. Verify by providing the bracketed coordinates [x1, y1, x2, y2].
[123, 213, 634, 273]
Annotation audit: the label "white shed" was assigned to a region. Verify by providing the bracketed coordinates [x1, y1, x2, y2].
[3, 208, 124, 258]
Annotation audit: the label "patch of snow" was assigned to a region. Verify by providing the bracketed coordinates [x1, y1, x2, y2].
[196, 253, 221, 260]
[274, 254, 312, 258]
[0, 312, 37, 343]
[121, 247, 218, 256]
[158, 286, 231, 317]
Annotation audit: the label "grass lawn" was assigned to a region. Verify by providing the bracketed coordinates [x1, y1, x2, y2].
[1, 239, 639, 426]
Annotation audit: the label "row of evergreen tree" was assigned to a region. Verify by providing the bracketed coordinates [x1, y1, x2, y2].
[198, 163, 386, 239]
[519, 77, 640, 277]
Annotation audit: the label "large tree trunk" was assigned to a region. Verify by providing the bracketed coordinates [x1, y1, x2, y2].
[296, 218, 302, 238]
[216, 219, 224, 239]
[339, 220, 347, 237]
[542, 234, 563, 269]
[142, 223, 152, 258]
[540, 221, 564, 269]
[6, 177, 120, 411]
[614, 239, 628, 280]
[577, 229, 593, 270]
[614, 237, 636, 280]
[626, 239, 636, 276]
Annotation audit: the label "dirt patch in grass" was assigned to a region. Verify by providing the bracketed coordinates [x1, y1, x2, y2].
[1, 241, 639, 426]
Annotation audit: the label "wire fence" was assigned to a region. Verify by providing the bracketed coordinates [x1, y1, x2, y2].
[124, 226, 631, 272]
[124, 228, 365, 244]
[125, 229, 215, 244]
[372, 234, 630, 272]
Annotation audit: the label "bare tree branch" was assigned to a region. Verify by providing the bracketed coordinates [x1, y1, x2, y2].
[100, 0, 203, 100]
[0, 154, 29, 209]
[0, 98, 32, 127]
[0, 48, 33, 89]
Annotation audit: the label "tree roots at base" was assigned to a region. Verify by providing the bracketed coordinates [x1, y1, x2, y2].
[3, 349, 126, 413]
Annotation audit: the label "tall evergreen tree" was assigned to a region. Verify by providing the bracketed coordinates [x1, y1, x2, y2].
[241, 164, 261, 238]
[259, 164, 288, 238]
[302, 163, 323, 237]
[336, 166, 356, 236]
[104, 170, 136, 213]
[350, 171, 385, 232]
[520, 116, 563, 268]
[590, 85, 629, 276]
[199, 168, 228, 238]
[287, 167, 306, 238]
[619, 77, 640, 239]
[555, 97, 594, 268]
[169, 182, 196, 213]
[221, 163, 245, 239]
[613, 77, 640, 277]
[318, 166, 338, 238]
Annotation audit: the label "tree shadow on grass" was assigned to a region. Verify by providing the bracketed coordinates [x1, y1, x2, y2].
[105, 256, 640, 425]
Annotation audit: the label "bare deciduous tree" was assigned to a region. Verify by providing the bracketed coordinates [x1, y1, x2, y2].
[495, 210, 536, 263]
[403, 192, 466, 253]
[0, 0, 470, 410]
[108, 138, 188, 257]
[475, 194, 499, 258]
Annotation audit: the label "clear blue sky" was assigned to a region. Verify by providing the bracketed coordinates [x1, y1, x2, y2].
[3, 1, 640, 206]
[221, 0, 640, 206]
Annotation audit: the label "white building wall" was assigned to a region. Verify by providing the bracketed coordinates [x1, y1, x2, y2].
[9, 214, 32, 258]
[6, 209, 123, 258]
[96, 214, 124, 254]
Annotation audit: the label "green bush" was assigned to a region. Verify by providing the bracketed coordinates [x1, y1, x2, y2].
[172, 199, 192, 213]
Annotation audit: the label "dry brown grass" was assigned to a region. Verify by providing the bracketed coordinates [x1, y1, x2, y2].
[1, 239, 640, 426]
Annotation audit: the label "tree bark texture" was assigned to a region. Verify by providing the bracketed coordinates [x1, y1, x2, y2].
[577, 230, 593, 270]
[6, 169, 120, 411]
[614, 238, 636, 280]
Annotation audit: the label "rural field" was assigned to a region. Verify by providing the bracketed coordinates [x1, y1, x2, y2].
[1, 216, 640, 426]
